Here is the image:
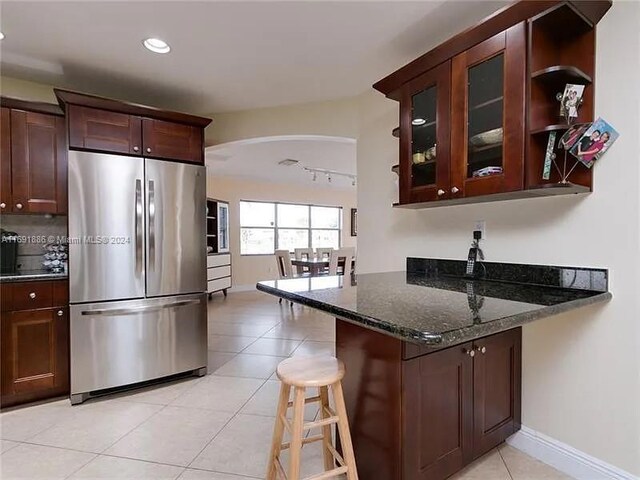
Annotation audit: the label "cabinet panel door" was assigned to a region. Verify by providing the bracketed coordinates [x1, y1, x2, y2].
[1, 308, 69, 406]
[399, 61, 451, 204]
[472, 328, 522, 458]
[10, 110, 67, 214]
[142, 118, 203, 164]
[451, 23, 526, 198]
[403, 342, 473, 480]
[68, 105, 142, 156]
[1, 107, 11, 212]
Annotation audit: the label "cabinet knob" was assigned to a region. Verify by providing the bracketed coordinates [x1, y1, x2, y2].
[133, 146, 140, 152]
[437, 189, 445, 196]
[57, 310, 64, 317]
[476, 346, 486, 354]
[0, 202, 5, 209]
[15, 203, 23, 210]
[146, 147, 152, 153]
[29, 292, 36, 299]
[451, 187, 460, 194]
[464, 348, 475, 357]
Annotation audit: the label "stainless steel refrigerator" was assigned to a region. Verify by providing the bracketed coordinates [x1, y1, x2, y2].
[68, 151, 207, 404]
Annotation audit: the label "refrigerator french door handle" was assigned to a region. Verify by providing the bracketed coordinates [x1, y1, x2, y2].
[80, 298, 201, 317]
[135, 179, 143, 274]
[148, 179, 156, 271]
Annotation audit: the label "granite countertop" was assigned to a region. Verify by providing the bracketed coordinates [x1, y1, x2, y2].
[0, 270, 68, 283]
[256, 258, 611, 347]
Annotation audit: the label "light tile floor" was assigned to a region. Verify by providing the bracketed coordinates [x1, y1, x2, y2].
[0, 290, 571, 480]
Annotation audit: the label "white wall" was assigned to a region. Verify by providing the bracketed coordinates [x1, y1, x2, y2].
[207, 175, 357, 287]
[356, 2, 640, 476]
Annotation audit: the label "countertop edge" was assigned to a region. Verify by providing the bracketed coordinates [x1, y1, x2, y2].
[0, 274, 68, 283]
[256, 282, 612, 347]
[256, 282, 444, 345]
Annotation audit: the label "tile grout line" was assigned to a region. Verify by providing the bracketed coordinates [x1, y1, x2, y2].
[497, 445, 515, 480]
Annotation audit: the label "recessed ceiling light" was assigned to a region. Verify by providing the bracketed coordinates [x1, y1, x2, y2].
[412, 118, 426, 126]
[143, 38, 170, 54]
[0, 32, 5, 41]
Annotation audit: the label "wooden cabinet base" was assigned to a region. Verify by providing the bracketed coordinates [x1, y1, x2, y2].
[1, 280, 69, 409]
[336, 321, 521, 480]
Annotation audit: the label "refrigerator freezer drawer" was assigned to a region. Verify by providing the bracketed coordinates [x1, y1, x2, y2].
[70, 293, 207, 395]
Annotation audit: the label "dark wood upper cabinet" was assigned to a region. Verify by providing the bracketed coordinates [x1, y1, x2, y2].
[403, 342, 473, 480]
[68, 105, 143, 155]
[376, 0, 611, 208]
[1, 279, 70, 408]
[56, 89, 211, 164]
[399, 61, 451, 204]
[142, 118, 203, 164]
[1, 107, 11, 212]
[450, 24, 526, 199]
[10, 109, 67, 214]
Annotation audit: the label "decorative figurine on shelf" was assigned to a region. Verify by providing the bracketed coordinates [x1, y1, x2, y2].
[42, 241, 68, 273]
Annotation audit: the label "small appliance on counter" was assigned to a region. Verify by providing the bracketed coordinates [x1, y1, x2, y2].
[1, 229, 19, 274]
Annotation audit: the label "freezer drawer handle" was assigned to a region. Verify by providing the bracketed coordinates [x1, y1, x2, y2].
[80, 298, 201, 317]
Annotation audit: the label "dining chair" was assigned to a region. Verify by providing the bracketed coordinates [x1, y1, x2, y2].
[275, 250, 295, 305]
[328, 248, 355, 276]
[316, 247, 334, 260]
[294, 248, 315, 261]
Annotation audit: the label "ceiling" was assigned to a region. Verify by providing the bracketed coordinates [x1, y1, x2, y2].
[206, 136, 356, 189]
[0, 1, 509, 114]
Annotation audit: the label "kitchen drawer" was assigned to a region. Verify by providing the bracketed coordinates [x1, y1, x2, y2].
[207, 254, 231, 268]
[208, 266, 231, 281]
[3, 280, 69, 311]
[208, 277, 231, 293]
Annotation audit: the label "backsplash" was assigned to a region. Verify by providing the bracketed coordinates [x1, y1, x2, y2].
[1, 215, 67, 271]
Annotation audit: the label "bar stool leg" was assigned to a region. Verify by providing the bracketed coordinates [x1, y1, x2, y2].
[319, 386, 335, 471]
[332, 381, 359, 480]
[267, 382, 291, 480]
[289, 386, 307, 480]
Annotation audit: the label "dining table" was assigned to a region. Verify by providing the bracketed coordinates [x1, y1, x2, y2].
[291, 257, 356, 277]
[291, 258, 330, 276]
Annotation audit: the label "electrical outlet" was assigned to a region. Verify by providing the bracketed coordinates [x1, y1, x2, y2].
[474, 220, 486, 240]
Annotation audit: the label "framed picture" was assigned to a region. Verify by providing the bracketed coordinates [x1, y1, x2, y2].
[350, 208, 357, 237]
[559, 84, 585, 118]
[569, 117, 619, 168]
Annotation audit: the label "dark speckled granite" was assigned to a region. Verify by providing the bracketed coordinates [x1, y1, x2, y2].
[256, 259, 611, 347]
[0, 270, 68, 283]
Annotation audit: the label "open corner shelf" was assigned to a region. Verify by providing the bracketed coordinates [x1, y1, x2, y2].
[393, 182, 591, 209]
[531, 65, 592, 85]
[530, 124, 572, 135]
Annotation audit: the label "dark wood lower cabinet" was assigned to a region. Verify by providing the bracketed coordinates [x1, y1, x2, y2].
[336, 321, 522, 480]
[1, 280, 69, 408]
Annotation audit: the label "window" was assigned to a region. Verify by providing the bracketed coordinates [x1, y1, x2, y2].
[240, 201, 342, 255]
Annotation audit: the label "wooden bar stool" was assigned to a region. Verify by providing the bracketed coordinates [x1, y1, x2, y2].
[267, 355, 358, 480]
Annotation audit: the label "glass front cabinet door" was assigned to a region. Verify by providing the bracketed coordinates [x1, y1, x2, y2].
[399, 61, 451, 204]
[450, 23, 526, 199]
[217, 201, 229, 253]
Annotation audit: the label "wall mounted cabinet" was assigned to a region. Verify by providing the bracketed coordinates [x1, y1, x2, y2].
[56, 89, 211, 165]
[377, 0, 611, 208]
[0, 99, 67, 215]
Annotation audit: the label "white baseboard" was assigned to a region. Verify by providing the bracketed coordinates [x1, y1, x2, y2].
[507, 426, 638, 480]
